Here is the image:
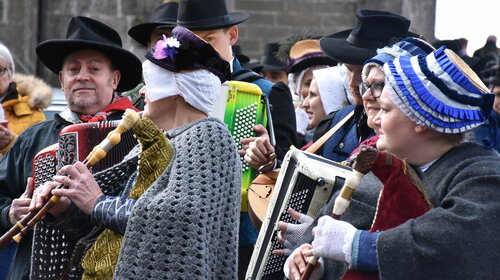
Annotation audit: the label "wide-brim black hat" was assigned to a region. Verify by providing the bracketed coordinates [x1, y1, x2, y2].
[177, 0, 249, 30]
[36, 16, 142, 92]
[319, 10, 411, 65]
[260, 42, 287, 71]
[128, 2, 178, 46]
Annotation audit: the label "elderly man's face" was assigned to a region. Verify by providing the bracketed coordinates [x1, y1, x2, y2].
[59, 49, 120, 115]
[344, 63, 363, 105]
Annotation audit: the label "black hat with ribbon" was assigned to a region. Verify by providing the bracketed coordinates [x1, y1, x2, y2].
[319, 10, 411, 65]
[128, 2, 179, 46]
[36, 16, 142, 92]
[177, 0, 249, 30]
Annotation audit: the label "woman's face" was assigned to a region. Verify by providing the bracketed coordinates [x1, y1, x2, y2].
[362, 67, 384, 133]
[0, 58, 13, 96]
[299, 69, 314, 101]
[374, 85, 418, 158]
[302, 78, 326, 129]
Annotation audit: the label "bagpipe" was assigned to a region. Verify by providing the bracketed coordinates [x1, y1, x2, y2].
[0, 110, 140, 278]
[210, 80, 274, 212]
[246, 150, 353, 280]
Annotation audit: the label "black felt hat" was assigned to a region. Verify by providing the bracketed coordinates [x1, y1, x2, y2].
[177, 0, 249, 30]
[128, 2, 179, 46]
[319, 10, 411, 65]
[36, 16, 142, 92]
[232, 45, 250, 63]
[260, 43, 287, 71]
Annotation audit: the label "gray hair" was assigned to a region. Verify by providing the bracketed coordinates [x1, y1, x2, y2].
[0, 43, 15, 74]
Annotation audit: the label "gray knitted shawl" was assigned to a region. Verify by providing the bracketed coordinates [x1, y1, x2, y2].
[114, 117, 241, 279]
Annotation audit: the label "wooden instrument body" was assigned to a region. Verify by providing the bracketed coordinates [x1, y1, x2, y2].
[246, 150, 352, 280]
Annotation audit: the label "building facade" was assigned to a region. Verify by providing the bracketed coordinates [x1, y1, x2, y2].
[0, 0, 436, 87]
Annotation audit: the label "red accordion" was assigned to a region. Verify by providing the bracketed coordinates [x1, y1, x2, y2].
[30, 120, 138, 279]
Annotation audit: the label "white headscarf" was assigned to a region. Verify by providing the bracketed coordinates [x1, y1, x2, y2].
[312, 66, 353, 114]
[142, 60, 221, 115]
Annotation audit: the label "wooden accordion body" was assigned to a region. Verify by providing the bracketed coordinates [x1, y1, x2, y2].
[33, 121, 137, 186]
[30, 120, 138, 279]
[246, 150, 352, 280]
[211, 80, 270, 212]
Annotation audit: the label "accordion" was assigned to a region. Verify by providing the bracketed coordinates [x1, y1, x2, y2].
[31, 120, 138, 279]
[211, 80, 272, 212]
[246, 150, 352, 280]
[33, 120, 137, 186]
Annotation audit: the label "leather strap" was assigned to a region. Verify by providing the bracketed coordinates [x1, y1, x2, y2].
[305, 110, 355, 153]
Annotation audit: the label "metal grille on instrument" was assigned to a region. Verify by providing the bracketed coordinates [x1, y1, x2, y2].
[32, 145, 58, 188]
[262, 173, 316, 277]
[233, 102, 259, 172]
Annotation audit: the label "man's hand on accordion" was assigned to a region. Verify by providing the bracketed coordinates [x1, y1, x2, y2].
[29, 161, 104, 216]
[273, 208, 314, 256]
[240, 124, 276, 172]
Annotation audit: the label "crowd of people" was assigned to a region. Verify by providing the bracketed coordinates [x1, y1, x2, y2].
[0, 0, 499, 279]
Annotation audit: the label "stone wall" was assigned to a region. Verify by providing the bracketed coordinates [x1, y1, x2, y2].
[0, 0, 435, 88]
[232, 0, 436, 59]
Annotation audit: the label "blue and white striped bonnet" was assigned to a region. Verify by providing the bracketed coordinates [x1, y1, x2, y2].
[384, 46, 494, 134]
[362, 37, 435, 82]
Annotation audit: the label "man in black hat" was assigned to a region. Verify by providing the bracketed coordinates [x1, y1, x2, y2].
[176, 0, 298, 278]
[128, 2, 178, 51]
[259, 42, 288, 84]
[0, 16, 141, 280]
[125, 1, 178, 110]
[312, 9, 413, 162]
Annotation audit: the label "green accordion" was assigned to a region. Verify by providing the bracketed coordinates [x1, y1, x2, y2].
[211, 80, 270, 212]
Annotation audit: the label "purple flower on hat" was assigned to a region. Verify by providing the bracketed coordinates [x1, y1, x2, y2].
[153, 35, 181, 60]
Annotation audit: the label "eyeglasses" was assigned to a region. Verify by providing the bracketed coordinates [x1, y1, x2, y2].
[0, 67, 10, 76]
[362, 80, 385, 98]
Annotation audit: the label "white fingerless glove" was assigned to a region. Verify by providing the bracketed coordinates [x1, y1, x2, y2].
[312, 216, 357, 264]
[282, 214, 314, 256]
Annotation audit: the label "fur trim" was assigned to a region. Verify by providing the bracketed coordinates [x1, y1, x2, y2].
[13, 73, 52, 109]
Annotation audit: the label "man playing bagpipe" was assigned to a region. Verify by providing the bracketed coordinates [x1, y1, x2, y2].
[0, 16, 141, 280]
